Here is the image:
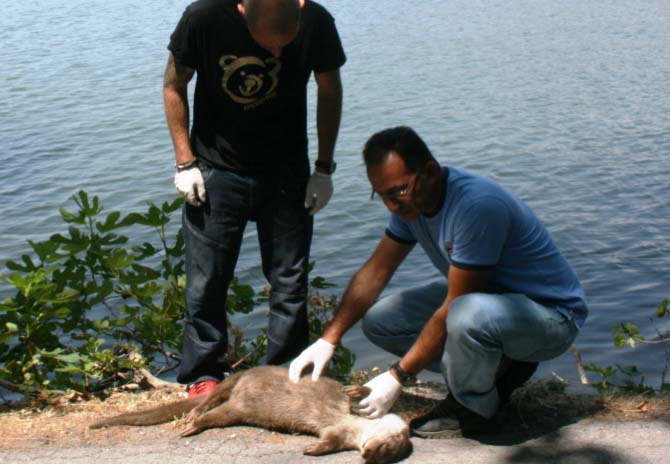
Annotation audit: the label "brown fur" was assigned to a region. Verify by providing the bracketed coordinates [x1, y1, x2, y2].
[91, 366, 411, 463]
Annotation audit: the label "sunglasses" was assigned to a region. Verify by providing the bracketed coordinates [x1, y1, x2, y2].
[370, 166, 424, 202]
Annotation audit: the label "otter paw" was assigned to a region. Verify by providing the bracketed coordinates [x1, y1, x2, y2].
[184, 408, 201, 424]
[179, 424, 202, 437]
[303, 440, 340, 456]
[343, 384, 371, 401]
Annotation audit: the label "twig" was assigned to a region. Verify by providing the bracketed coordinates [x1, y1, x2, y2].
[133, 369, 183, 391]
[571, 345, 590, 385]
[551, 372, 567, 384]
[0, 378, 23, 393]
[231, 344, 265, 370]
[0, 378, 66, 398]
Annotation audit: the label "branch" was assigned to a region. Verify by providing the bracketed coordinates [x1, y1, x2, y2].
[131, 369, 184, 391]
[571, 345, 590, 385]
[0, 377, 66, 398]
[231, 343, 265, 370]
[633, 337, 670, 346]
[0, 378, 23, 393]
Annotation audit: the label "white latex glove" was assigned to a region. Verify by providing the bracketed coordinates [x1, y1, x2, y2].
[351, 371, 402, 419]
[174, 166, 206, 207]
[304, 171, 333, 215]
[288, 338, 336, 383]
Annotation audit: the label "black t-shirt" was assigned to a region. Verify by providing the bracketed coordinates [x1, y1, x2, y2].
[168, 0, 346, 175]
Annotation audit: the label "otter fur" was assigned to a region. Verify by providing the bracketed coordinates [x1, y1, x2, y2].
[91, 366, 411, 463]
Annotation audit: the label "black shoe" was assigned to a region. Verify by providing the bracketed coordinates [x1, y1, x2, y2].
[496, 358, 538, 405]
[410, 394, 496, 439]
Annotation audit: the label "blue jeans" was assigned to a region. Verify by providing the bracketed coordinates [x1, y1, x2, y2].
[362, 280, 578, 418]
[177, 162, 313, 385]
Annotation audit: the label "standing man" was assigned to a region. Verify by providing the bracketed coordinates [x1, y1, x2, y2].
[289, 127, 587, 438]
[165, 0, 345, 397]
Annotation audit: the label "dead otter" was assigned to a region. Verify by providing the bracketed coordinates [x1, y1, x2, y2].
[91, 365, 411, 463]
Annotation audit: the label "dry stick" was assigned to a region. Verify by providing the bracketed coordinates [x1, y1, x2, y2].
[0, 378, 66, 397]
[0, 378, 23, 393]
[571, 345, 590, 385]
[231, 343, 265, 370]
[133, 369, 183, 391]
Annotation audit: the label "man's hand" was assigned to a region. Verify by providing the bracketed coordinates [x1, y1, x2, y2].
[351, 371, 402, 419]
[174, 166, 206, 207]
[304, 171, 333, 215]
[288, 338, 336, 382]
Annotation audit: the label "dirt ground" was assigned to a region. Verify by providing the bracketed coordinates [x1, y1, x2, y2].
[1, 376, 669, 452]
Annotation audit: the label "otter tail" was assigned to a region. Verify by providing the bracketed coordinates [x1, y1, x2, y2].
[90, 396, 203, 429]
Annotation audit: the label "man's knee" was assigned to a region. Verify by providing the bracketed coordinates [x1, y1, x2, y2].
[447, 293, 507, 343]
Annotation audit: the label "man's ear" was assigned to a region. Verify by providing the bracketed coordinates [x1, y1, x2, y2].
[299, 0, 306, 8]
[237, 2, 245, 16]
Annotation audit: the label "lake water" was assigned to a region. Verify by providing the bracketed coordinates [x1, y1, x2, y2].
[1, 0, 669, 387]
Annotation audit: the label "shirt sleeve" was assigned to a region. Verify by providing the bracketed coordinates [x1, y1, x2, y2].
[450, 196, 510, 269]
[168, 7, 200, 69]
[309, 8, 346, 73]
[386, 214, 417, 245]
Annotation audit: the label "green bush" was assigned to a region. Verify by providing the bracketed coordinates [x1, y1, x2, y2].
[584, 298, 670, 395]
[0, 191, 354, 398]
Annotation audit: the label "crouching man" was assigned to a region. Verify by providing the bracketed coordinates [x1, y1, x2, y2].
[288, 126, 588, 438]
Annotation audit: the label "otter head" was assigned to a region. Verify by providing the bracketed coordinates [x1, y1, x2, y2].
[359, 414, 412, 464]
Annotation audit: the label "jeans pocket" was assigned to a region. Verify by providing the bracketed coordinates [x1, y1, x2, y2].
[197, 159, 214, 184]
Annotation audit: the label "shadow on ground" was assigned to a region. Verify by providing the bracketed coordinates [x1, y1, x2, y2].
[502, 428, 628, 464]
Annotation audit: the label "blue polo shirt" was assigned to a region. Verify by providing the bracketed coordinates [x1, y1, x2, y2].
[387, 166, 588, 327]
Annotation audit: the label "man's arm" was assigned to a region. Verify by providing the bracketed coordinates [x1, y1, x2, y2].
[313, 69, 342, 170]
[393, 265, 492, 379]
[288, 234, 413, 382]
[321, 235, 414, 345]
[163, 52, 195, 165]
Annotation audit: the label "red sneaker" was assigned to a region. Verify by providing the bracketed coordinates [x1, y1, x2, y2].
[188, 380, 218, 398]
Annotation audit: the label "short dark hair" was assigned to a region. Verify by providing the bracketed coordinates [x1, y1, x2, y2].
[362, 126, 436, 172]
[244, 0, 301, 36]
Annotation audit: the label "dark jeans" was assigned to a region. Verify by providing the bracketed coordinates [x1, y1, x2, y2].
[177, 163, 313, 385]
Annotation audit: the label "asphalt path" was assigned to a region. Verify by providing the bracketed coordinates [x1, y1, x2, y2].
[1, 418, 668, 464]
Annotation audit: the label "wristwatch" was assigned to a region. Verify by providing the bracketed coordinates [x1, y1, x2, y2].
[390, 360, 416, 385]
[315, 160, 337, 174]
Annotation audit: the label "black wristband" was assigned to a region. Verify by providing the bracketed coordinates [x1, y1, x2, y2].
[390, 360, 416, 385]
[315, 160, 337, 174]
[176, 158, 198, 171]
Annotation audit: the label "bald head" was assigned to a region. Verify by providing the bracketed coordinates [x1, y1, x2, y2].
[242, 0, 302, 36]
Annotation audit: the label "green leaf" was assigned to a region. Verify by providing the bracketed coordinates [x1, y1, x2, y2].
[616, 364, 641, 377]
[613, 334, 626, 348]
[656, 298, 669, 318]
[99, 233, 129, 246]
[133, 242, 159, 259]
[130, 264, 161, 280]
[59, 207, 86, 224]
[105, 249, 134, 270]
[88, 280, 114, 306]
[5, 322, 18, 332]
[310, 276, 337, 289]
[6, 254, 42, 272]
[74, 191, 103, 217]
[95, 211, 122, 232]
[161, 197, 183, 214]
